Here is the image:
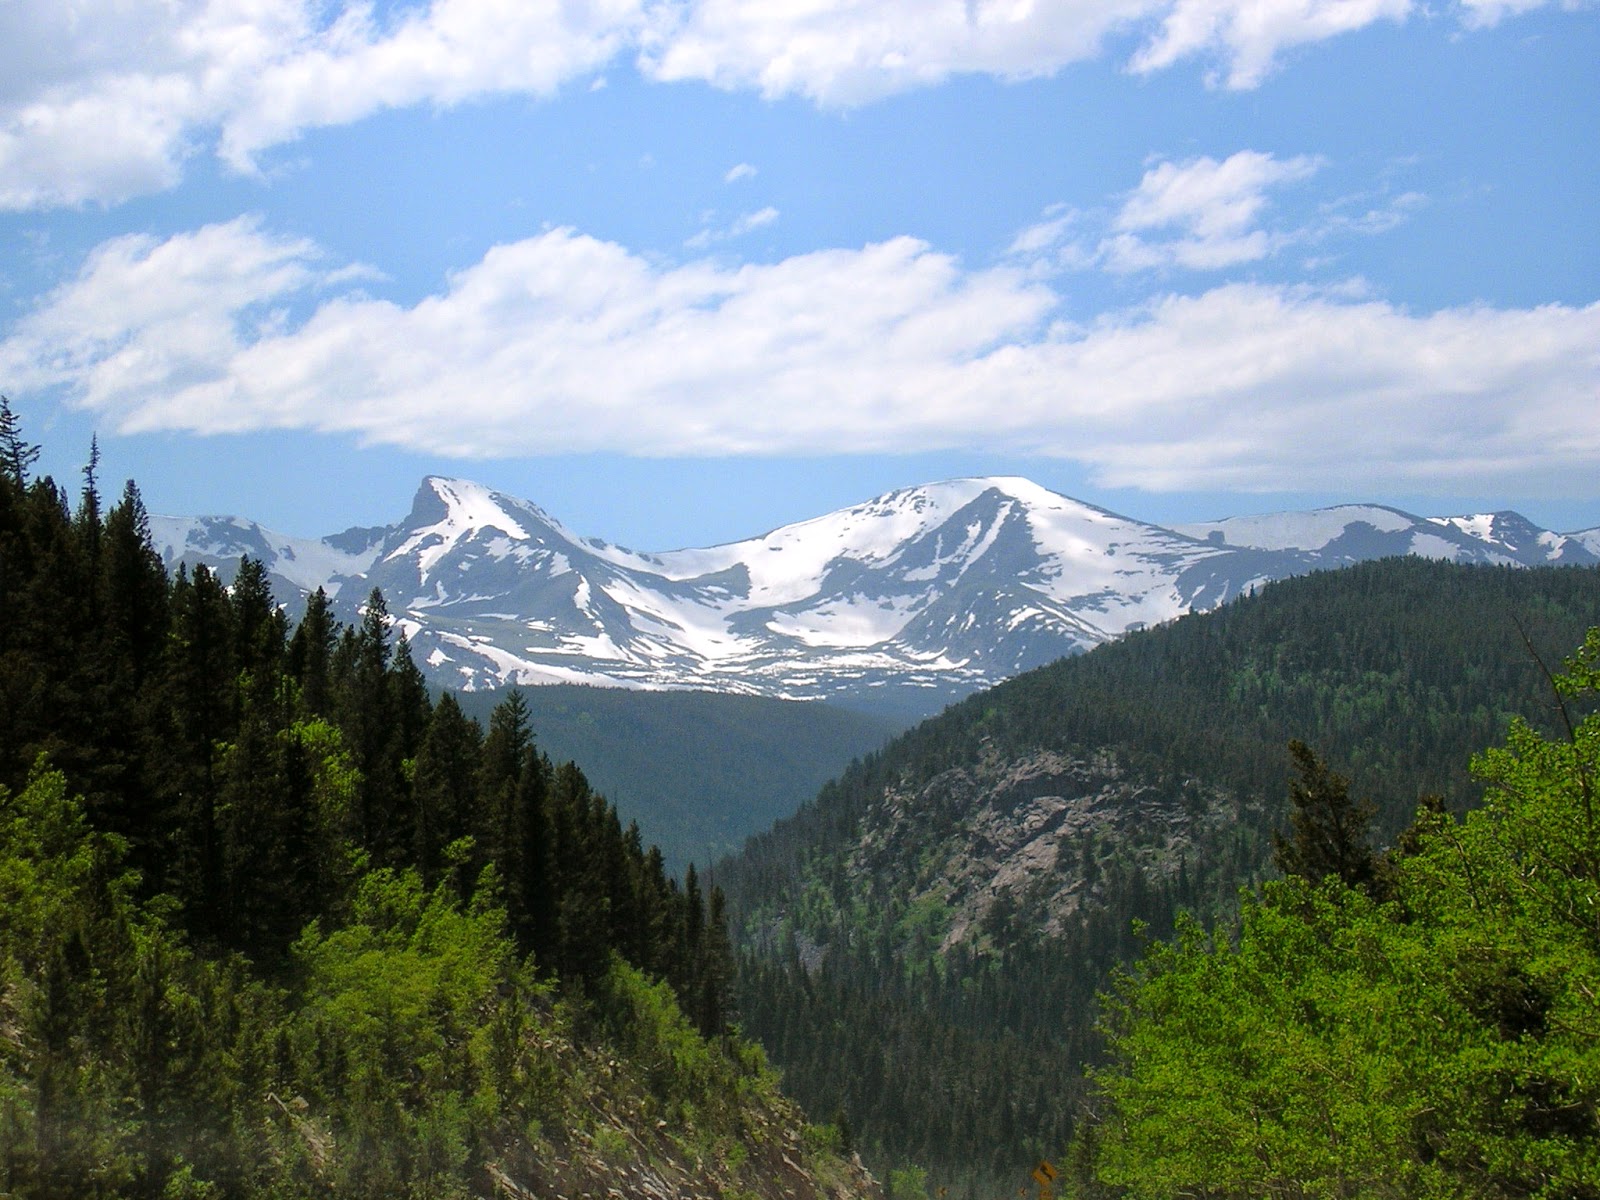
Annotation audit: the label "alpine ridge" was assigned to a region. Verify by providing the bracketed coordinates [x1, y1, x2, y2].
[152, 477, 1600, 714]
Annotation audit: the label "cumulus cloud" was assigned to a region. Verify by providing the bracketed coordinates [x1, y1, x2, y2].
[0, 0, 641, 208]
[724, 162, 758, 182]
[1013, 150, 1326, 274]
[634, 0, 1156, 104]
[2, 0, 1581, 209]
[6, 220, 1597, 497]
[1104, 150, 1323, 270]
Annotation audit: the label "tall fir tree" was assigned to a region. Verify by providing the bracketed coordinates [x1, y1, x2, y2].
[287, 587, 338, 718]
[1271, 739, 1379, 894]
[410, 691, 484, 887]
[156, 564, 237, 933]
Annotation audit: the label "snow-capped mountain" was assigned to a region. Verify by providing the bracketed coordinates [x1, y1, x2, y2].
[151, 478, 1599, 711]
[1173, 504, 1598, 565]
[148, 514, 387, 602]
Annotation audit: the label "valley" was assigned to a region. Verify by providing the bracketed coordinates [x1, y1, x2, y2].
[5, 422, 1598, 1199]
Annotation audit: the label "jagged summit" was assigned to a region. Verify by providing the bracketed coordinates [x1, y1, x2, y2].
[151, 478, 1599, 714]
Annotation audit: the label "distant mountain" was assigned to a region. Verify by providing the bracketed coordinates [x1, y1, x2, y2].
[152, 477, 1599, 714]
[1172, 503, 1597, 564]
[1571, 525, 1600, 557]
[147, 513, 386, 603]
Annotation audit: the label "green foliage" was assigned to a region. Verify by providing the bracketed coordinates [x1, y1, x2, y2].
[725, 558, 1600, 1190]
[1092, 628, 1600, 1198]
[0, 765, 244, 1197]
[0, 422, 820, 1199]
[887, 1164, 930, 1200]
[282, 866, 539, 1197]
[599, 957, 719, 1108]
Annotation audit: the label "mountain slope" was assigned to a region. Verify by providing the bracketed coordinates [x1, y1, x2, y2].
[153, 477, 1599, 713]
[721, 558, 1600, 1191]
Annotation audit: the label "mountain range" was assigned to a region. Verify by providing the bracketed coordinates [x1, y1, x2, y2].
[149, 476, 1600, 714]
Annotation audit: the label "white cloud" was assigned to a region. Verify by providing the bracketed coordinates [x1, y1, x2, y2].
[1104, 150, 1323, 271]
[0, 0, 641, 208]
[1456, 0, 1564, 26]
[686, 205, 780, 248]
[724, 161, 758, 182]
[635, 0, 1157, 105]
[213, 0, 642, 171]
[7, 220, 1597, 497]
[1129, 0, 1413, 88]
[1013, 151, 1429, 276]
[2, 0, 1581, 208]
[1012, 150, 1326, 274]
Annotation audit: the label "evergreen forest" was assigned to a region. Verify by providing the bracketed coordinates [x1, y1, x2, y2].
[1088, 629, 1600, 1196]
[721, 555, 1600, 1195]
[6, 392, 1599, 1199]
[0, 407, 873, 1198]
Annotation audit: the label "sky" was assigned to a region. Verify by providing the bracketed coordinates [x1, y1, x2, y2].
[1, 0, 1597, 552]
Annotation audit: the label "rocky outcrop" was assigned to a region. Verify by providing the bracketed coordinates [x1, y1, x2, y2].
[480, 1032, 882, 1200]
[844, 746, 1263, 957]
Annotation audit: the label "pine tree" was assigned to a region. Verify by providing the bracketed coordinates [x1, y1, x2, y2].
[230, 557, 285, 692]
[81, 480, 171, 865]
[332, 588, 403, 861]
[98, 481, 169, 687]
[411, 692, 483, 887]
[73, 437, 102, 598]
[550, 760, 611, 986]
[0, 395, 40, 486]
[475, 689, 533, 879]
[698, 884, 736, 1038]
[1271, 740, 1379, 894]
[156, 564, 237, 932]
[287, 587, 338, 718]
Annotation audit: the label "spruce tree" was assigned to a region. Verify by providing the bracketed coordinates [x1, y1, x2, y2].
[332, 588, 403, 860]
[0, 395, 39, 486]
[1271, 739, 1379, 894]
[411, 691, 483, 887]
[156, 564, 237, 932]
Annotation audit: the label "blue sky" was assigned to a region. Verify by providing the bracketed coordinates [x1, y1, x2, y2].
[2, 0, 1596, 551]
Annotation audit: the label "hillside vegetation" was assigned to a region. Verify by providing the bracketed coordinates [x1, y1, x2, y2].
[1091, 629, 1600, 1197]
[720, 557, 1600, 1194]
[0, 411, 879, 1198]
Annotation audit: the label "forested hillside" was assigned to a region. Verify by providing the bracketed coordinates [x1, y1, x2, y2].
[719, 556, 1600, 1194]
[1090, 630, 1600, 1196]
[0, 410, 879, 1198]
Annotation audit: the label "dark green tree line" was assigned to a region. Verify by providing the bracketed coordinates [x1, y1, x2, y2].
[0, 416, 748, 1198]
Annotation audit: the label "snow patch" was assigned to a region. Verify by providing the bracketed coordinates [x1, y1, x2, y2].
[1174, 505, 1415, 552]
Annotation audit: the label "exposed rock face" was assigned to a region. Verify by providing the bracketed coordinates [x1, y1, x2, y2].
[844, 747, 1262, 956]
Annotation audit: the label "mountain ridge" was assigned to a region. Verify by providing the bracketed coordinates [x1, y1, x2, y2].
[720, 556, 1600, 1190]
[151, 475, 1600, 714]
